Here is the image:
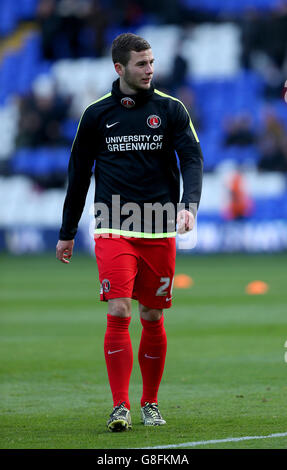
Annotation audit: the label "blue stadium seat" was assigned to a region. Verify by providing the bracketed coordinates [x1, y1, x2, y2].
[252, 196, 287, 220]
[17, 0, 39, 20]
[13, 34, 42, 95]
[270, 100, 287, 128]
[0, 0, 18, 36]
[221, 145, 260, 165]
[0, 52, 20, 102]
[49, 148, 70, 173]
[198, 132, 222, 170]
[180, 0, 279, 14]
[32, 149, 53, 176]
[10, 149, 33, 174]
[10, 147, 70, 176]
[0, 0, 40, 35]
[61, 120, 78, 142]
[197, 212, 222, 223]
[105, 26, 138, 48]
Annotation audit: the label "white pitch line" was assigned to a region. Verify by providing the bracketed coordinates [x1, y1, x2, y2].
[140, 431, 287, 449]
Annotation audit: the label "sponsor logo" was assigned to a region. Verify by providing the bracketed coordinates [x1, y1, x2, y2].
[108, 349, 124, 355]
[102, 279, 111, 293]
[106, 134, 163, 152]
[166, 297, 172, 302]
[106, 121, 119, 128]
[121, 97, 135, 108]
[147, 115, 161, 129]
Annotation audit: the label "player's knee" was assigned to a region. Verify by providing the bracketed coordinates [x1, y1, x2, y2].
[139, 304, 163, 321]
[108, 298, 131, 318]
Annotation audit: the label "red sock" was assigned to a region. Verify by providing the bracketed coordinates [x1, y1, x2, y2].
[138, 315, 167, 407]
[104, 314, 133, 410]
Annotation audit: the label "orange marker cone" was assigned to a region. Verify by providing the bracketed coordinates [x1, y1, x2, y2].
[174, 274, 193, 289]
[245, 280, 269, 295]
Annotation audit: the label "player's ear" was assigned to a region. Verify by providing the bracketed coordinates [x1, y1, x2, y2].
[114, 62, 124, 77]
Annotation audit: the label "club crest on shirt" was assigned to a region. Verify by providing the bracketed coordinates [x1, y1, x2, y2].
[147, 115, 161, 128]
[121, 97, 135, 108]
[101, 279, 111, 293]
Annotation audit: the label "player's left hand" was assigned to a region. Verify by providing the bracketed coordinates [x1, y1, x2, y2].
[177, 209, 195, 234]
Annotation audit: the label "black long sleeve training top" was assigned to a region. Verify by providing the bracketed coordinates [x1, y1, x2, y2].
[59, 79, 203, 240]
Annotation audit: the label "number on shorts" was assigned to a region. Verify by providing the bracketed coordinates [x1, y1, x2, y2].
[156, 277, 170, 297]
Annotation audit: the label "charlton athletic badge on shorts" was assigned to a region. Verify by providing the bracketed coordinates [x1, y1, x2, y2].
[147, 115, 161, 129]
[101, 279, 111, 293]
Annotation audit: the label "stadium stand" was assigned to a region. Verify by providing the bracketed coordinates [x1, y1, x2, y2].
[0, 0, 286, 252]
[180, 0, 280, 15]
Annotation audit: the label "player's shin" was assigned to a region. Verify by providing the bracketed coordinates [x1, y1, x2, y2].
[138, 315, 167, 407]
[104, 314, 133, 410]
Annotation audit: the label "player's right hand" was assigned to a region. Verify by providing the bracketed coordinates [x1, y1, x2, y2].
[56, 240, 74, 264]
[177, 209, 195, 234]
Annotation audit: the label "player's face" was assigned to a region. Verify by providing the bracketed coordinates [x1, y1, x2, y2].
[118, 49, 154, 93]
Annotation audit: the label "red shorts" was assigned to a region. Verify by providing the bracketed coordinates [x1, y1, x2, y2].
[94, 236, 176, 309]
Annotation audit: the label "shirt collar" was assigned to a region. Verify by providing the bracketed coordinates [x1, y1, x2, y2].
[112, 78, 154, 108]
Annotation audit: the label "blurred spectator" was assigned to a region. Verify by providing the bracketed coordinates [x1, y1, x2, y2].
[175, 85, 202, 131]
[116, 0, 145, 28]
[223, 170, 253, 220]
[138, 0, 183, 24]
[262, 59, 285, 101]
[223, 113, 256, 147]
[257, 108, 287, 172]
[170, 51, 189, 89]
[36, 0, 62, 60]
[156, 39, 189, 92]
[56, 0, 91, 58]
[16, 75, 70, 148]
[37, 0, 109, 59]
[246, 49, 285, 100]
[241, 2, 287, 71]
[86, 0, 110, 56]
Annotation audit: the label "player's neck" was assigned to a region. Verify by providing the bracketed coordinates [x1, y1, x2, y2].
[119, 78, 139, 96]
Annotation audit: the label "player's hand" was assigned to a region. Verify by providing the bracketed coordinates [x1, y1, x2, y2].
[177, 209, 195, 234]
[56, 240, 74, 264]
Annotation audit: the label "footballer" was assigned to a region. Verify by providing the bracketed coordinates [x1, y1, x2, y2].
[56, 33, 203, 431]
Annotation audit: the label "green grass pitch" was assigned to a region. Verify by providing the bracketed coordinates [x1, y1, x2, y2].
[0, 251, 287, 449]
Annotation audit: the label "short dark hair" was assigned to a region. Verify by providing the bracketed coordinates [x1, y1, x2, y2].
[112, 33, 151, 66]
